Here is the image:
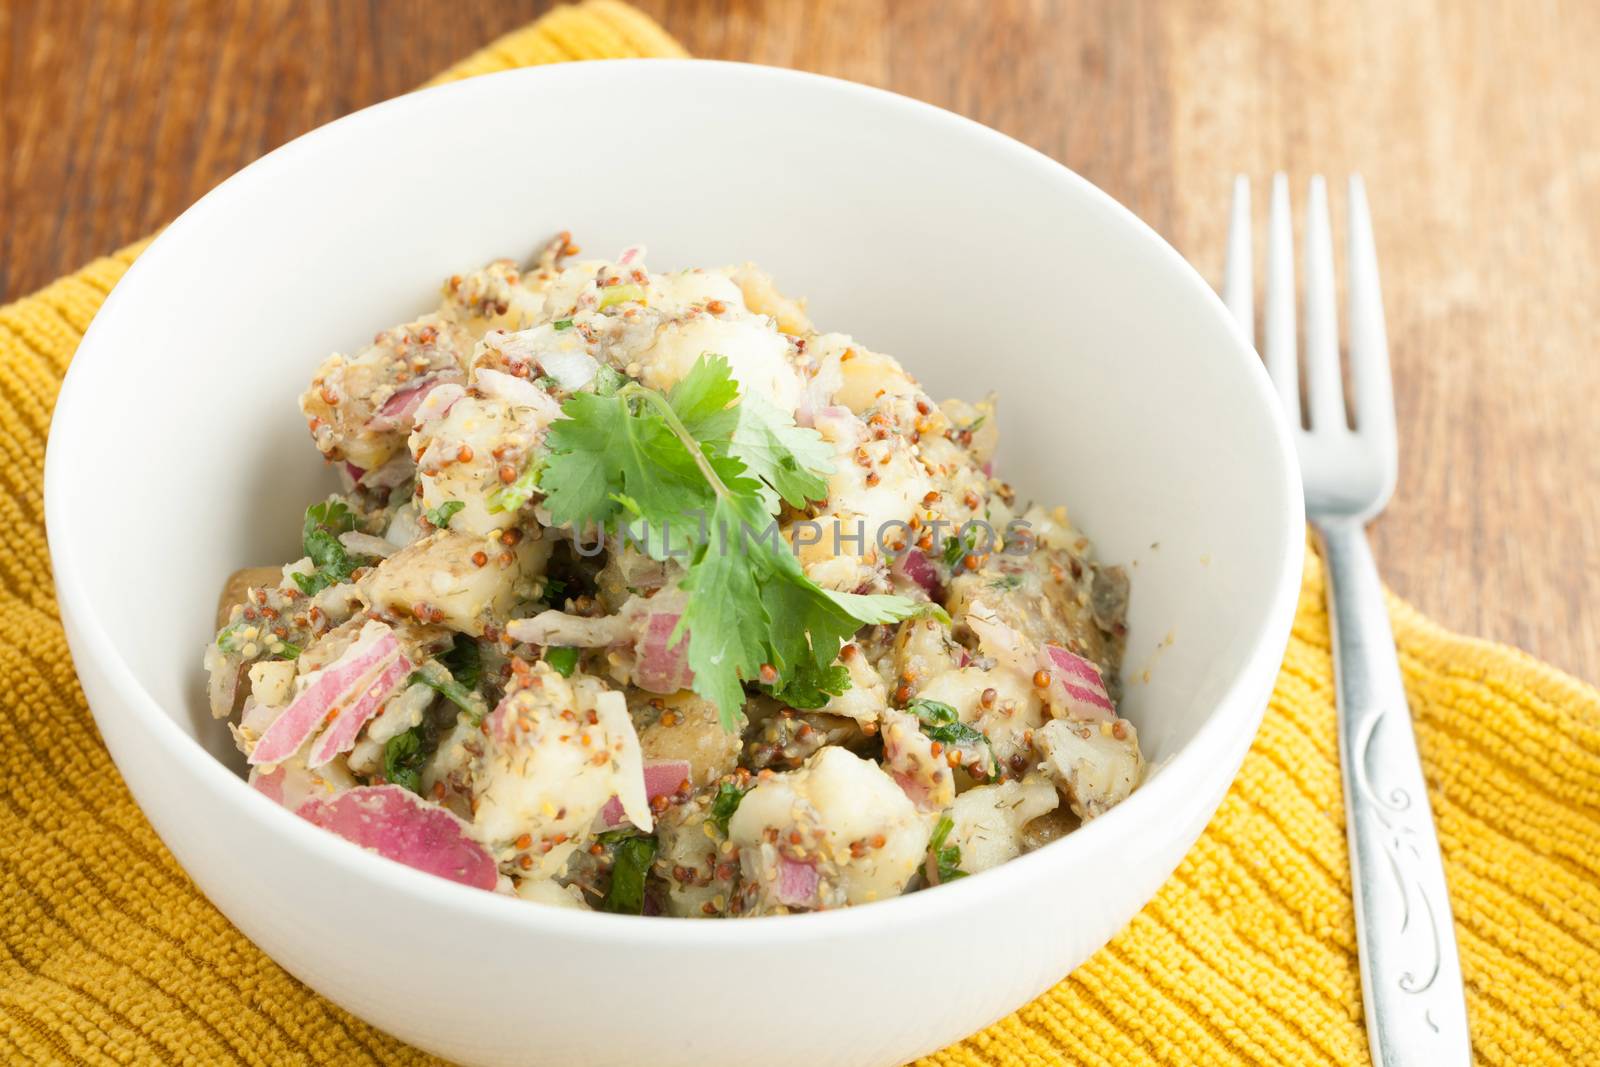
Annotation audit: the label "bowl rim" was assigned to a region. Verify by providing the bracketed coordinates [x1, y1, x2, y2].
[45, 58, 1305, 947]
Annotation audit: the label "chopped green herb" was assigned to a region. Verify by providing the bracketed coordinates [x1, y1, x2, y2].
[941, 524, 981, 570]
[383, 726, 432, 795]
[763, 660, 851, 710]
[215, 622, 246, 653]
[908, 698, 998, 776]
[540, 576, 568, 606]
[293, 499, 366, 595]
[990, 574, 1023, 592]
[540, 354, 918, 730]
[486, 458, 542, 514]
[215, 621, 299, 660]
[708, 780, 751, 835]
[545, 647, 579, 677]
[591, 365, 624, 396]
[536, 375, 560, 391]
[425, 500, 465, 529]
[552, 319, 574, 331]
[409, 661, 488, 723]
[439, 634, 481, 689]
[600, 834, 658, 915]
[597, 282, 646, 310]
[928, 812, 967, 884]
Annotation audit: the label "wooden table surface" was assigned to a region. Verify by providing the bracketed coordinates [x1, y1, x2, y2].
[6, 0, 1597, 681]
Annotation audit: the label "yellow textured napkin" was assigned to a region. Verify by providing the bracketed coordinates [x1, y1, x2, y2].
[3, 4, 1596, 1064]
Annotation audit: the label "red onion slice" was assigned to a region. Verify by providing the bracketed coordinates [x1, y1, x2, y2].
[895, 548, 942, 598]
[633, 612, 693, 694]
[306, 653, 414, 767]
[775, 857, 820, 908]
[1041, 643, 1115, 720]
[249, 625, 401, 765]
[369, 375, 449, 431]
[598, 759, 691, 828]
[296, 785, 498, 890]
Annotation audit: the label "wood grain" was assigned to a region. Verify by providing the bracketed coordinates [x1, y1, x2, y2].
[5, 0, 1596, 681]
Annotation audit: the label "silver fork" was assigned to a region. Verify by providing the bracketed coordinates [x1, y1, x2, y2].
[1225, 175, 1472, 1065]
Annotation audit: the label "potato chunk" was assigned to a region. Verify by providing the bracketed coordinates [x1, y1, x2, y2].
[729, 747, 926, 912]
[1033, 718, 1144, 819]
[944, 778, 1060, 875]
[361, 529, 549, 636]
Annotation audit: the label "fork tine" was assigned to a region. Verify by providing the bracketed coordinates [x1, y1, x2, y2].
[1265, 173, 1301, 424]
[1223, 175, 1253, 342]
[1303, 176, 1347, 430]
[1346, 175, 1396, 448]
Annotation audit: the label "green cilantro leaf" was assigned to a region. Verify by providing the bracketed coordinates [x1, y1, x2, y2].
[545, 647, 579, 677]
[293, 499, 366, 595]
[552, 319, 574, 331]
[409, 661, 488, 724]
[724, 391, 834, 509]
[597, 283, 646, 310]
[539, 354, 919, 729]
[486, 458, 543, 514]
[908, 697, 999, 777]
[708, 780, 750, 835]
[425, 500, 465, 529]
[600, 834, 658, 915]
[763, 661, 851, 710]
[668, 356, 832, 510]
[439, 634, 481, 689]
[383, 725, 433, 795]
[941, 523, 981, 570]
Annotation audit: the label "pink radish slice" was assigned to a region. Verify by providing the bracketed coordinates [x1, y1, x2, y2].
[250, 765, 286, 805]
[599, 759, 692, 828]
[1041, 644, 1115, 720]
[307, 654, 414, 767]
[896, 549, 942, 597]
[249, 627, 401, 765]
[632, 612, 693, 694]
[368, 376, 446, 431]
[296, 785, 498, 890]
[775, 857, 820, 907]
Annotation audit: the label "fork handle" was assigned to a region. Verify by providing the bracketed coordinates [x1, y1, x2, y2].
[1318, 519, 1473, 1065]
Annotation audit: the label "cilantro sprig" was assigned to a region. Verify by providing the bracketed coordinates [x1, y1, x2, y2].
[540, 355, 918, 728]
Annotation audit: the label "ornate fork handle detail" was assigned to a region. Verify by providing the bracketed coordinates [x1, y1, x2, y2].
[1320, 519, 1472, 1065]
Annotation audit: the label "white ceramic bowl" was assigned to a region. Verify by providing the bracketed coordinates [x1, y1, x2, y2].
[45, 60, 1302, 1067]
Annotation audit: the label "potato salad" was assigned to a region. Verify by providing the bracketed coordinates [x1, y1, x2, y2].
[205, 234, 1143, 916]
